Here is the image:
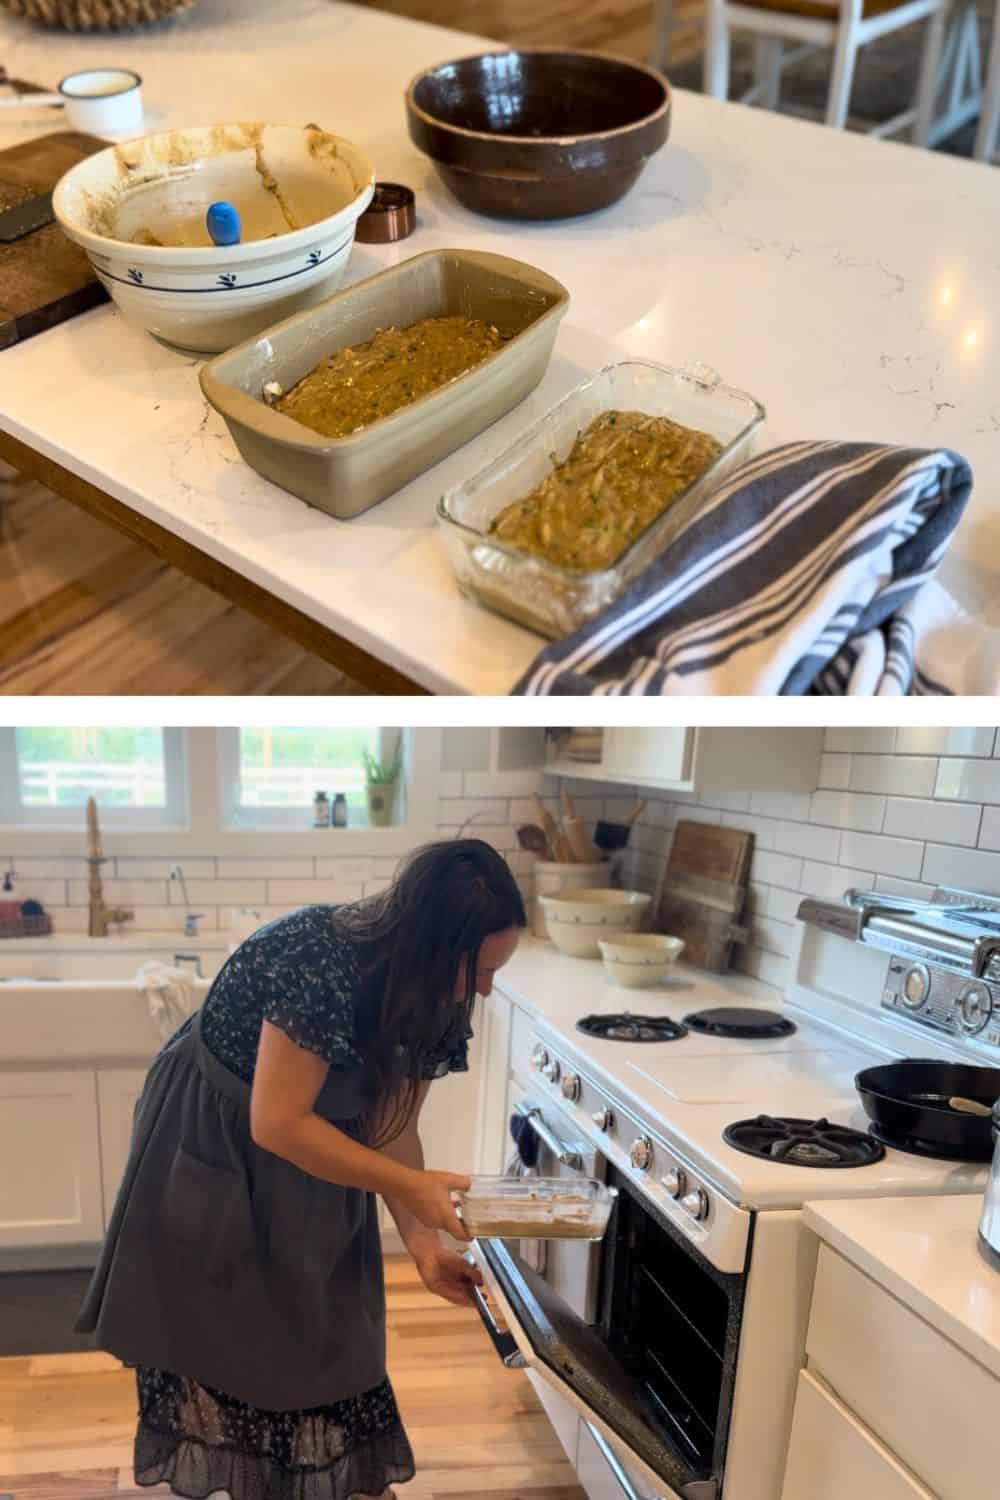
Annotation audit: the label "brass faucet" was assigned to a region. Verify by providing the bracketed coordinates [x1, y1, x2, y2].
[86, 796, 134, 937]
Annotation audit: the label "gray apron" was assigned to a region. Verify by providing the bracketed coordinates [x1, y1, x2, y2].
[76, 1006, 385, 1412]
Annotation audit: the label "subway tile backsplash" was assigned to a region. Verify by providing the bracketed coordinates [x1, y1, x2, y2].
[618, 730, 1000, 990]
[5, 779, 531, 937]
[7, 730, 1000, 1001]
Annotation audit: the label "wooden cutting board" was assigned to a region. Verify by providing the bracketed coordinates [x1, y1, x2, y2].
[0, 131, 109, 351]
[657, 820, 754, 972]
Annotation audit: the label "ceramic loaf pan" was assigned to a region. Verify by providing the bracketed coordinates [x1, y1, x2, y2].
[200, 248, 570, 518]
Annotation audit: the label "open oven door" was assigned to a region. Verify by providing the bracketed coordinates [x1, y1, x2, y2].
[468, 1236, 719, 1500]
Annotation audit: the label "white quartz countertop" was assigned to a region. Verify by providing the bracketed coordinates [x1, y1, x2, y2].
[3, 0, 1000, 691]
[803, 1196, 1000, 1381]
[495, 932, 779, 1030]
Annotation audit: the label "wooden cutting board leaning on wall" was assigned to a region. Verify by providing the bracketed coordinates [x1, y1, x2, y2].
[0, 131, 109, 351]
[657, 820, 754, 973]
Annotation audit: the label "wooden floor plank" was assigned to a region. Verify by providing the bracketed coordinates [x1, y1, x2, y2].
[1, 1259, 586, 1500]
[0, 468, 369, 697]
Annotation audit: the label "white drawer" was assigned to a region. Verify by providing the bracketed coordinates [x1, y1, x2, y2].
[509, 1001, 539, 1085]
[576, 1417, 664, 1500]
[806, 1245, 999, 1499]
[782, 1370, 933, 1500]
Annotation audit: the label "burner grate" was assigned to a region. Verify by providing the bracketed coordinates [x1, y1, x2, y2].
[685, 1007, 797, 1040]
[724, 1115, 886, 1167]
[576, 1013, 688, 1043]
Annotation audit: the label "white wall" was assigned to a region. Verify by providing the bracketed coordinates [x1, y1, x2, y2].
[604, 727, 1000, 990]
[2, 728, 539, 936]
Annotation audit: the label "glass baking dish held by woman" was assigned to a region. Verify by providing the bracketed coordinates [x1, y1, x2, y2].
[437, 360, 765, 639]
[457, 1175, 617, 1239]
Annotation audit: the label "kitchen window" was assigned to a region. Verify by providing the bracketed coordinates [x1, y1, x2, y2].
[0, 726, 188, 829]
[218, 727, 405, 830]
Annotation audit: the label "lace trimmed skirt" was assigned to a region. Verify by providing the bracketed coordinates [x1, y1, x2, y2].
[135, 1366, 415, 1500]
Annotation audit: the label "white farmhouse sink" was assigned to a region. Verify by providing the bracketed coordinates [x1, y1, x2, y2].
[0, 934, 225, 1063]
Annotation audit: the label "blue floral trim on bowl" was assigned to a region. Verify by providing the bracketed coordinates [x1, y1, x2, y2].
[101, 236, 353, 295]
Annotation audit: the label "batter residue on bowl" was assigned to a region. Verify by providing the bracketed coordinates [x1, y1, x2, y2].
[488, 410, 724, 572]
[274, 314, 506, 438]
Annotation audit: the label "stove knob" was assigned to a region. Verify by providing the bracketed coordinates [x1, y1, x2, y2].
[542, 1059, 561, 1084]
[957, 980, 993, 1034]
[681, 1188, 710, 1222]
[530, 1044, 549, 1072]
[901, 963, 930, 1010]
[592, 1106, 614, 1132]
[561, 1072, 581, 1102]
[661, 1168, 687, 1200]
[629, 1136, 654, 1172]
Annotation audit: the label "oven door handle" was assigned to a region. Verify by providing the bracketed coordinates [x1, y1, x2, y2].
[466, 1255, 527, 1368]
[521, 1106, 584, 1169]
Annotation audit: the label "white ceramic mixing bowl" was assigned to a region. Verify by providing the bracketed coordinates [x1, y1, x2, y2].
[598, 933, 685, 988]
[53, 122, 375, 352]
[539, 889, 652, 959]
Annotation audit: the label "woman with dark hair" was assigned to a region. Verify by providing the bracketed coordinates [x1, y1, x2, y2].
[76, 838, 526, 1500]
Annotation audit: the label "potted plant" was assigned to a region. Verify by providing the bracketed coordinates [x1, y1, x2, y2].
[362, 739, 403, 827]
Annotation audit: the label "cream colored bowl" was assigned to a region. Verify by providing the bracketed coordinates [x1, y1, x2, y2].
[598, 933, 685, 988]
[539, 889, 652, 959]
[53, 123, 375, 353]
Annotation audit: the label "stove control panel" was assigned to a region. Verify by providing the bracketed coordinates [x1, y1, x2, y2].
[525, 1030, 754, 1275]
[882, 958, 1000, 1045]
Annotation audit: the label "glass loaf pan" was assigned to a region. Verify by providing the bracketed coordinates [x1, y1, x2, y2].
[457, 1176, 617, 1240]
[437, 360, 765, 639]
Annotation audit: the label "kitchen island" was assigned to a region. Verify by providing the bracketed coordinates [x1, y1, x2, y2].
[781, 1196, 1000, 1498]
[1, 0, 1000, 692]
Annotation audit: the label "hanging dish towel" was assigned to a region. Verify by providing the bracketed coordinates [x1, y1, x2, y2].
[136, 961, 200, 1043]
[513, 441, 973, 696]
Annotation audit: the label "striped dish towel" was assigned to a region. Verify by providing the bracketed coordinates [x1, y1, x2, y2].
[513, 441, 973, 696]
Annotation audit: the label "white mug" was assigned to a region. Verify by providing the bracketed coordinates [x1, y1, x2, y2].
[59, 68, 144, 136]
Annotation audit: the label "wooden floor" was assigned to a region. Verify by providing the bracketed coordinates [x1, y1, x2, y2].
[0, 1257, 583, 1500]
[364, 0, 704, 64]
[0, 466, 370, 696]
[0, 0, 701, 698]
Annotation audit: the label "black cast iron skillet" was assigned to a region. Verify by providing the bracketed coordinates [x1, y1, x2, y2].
[855, 1059, 1000, 1158]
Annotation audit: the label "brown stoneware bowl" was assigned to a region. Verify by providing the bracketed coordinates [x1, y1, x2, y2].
[405, 49, 671, 220]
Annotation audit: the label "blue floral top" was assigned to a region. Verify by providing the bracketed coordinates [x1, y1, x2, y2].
[201, 904, 472, 1086]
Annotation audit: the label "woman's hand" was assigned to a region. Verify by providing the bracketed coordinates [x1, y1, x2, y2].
[412, 1242, 484, 1307]
[396, 1168, 472, 1241]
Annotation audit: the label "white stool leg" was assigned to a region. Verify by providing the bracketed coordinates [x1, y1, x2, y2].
[651, 0, 676, 69]
[913, 3, 949, 145]
[826, 5, 862, 128]
[704, 0, 732, 98]
[752, 36, 785, 108]
[973, 4, 1000, 159]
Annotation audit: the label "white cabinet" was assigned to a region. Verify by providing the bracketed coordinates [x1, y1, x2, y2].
[418, 1024, 483, 1179]
[545, 728, 823, 794]
[782, 1371, 933, 1500]
[530, 1372, 580, 1469]
[784, 1243, 999, 1500]
[601, 729, 692, 787]
[96, 1068, 146, 1230]
[0, 1070, 104, 1248]
[472, 989, 513, 1175]
[802, 1244, 999, 1499]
